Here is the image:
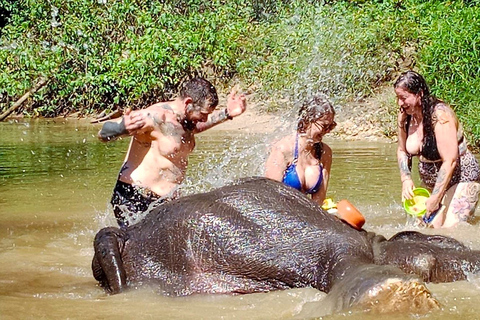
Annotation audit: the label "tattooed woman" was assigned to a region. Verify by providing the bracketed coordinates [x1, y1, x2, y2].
[395, 70, 480, 228]
[98, 78, 246, 228]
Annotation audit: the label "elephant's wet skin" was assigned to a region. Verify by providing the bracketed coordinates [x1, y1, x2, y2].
[373, 230, 480, 283]
[91, 177, 479, 313]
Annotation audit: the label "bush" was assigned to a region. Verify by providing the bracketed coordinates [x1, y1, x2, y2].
[0, 0, 253, 116]
[242, 1, 419, 110]
[414, 1, 480, 147]
[1, 0, 479, 147]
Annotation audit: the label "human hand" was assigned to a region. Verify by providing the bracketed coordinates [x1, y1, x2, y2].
[226, 88, 247, 118]
[401, 179, 415, 201]
[123, 108, 148, 134]
[425, 194, 441, 217]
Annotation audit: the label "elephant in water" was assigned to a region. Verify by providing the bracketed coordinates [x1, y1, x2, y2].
[92, 177, 480, 314]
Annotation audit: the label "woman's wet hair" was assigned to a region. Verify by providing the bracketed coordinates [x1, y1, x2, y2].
[394, 70, 430, 97]
[394, 70, 440, 144]
[179, 77, 219, 110]
[297, 95, 335, 133]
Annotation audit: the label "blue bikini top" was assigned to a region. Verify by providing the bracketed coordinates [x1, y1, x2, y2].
[282, 135, 323, 194]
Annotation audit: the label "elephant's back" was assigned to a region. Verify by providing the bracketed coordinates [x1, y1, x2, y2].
[121, 178, 372, 293]
[139, 177, 340, 234]
[127, 177, 367, 256]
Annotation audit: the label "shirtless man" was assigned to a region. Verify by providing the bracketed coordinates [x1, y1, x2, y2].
[98, 78, 247, 228]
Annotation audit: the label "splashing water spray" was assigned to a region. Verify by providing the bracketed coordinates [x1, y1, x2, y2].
[182, 5, 391, 210]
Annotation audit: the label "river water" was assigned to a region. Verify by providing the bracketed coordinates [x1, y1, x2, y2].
[1, 119, 480, 320]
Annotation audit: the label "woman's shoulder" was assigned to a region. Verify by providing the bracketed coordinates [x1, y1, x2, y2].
[433, 102, 457, 125]
[320, 142, 333, 160]
[321, 141, 332, 152]
[433, 100, 450, 111]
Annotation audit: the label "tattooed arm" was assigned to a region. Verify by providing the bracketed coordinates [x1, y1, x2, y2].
[98, 118, 129, 142]
[194, 90, 247, 133]
[135, 110, 165, 139]
[194, 108, 232, 133]
[397, 111, 415, 200]
[425, 105, 458, 216]
[98, 108, 151, 142]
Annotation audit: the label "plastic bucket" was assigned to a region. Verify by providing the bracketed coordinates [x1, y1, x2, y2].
[336, 199, 366, 230]
[403, 188, 430, 217]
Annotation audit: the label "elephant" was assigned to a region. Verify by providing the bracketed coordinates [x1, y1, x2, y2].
[92, 177, 480, 314]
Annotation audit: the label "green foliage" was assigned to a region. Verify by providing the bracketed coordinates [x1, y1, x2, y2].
[0, 0, 253, 116]
[242, 0, 419, 108]
[413, 1, 480, 147]
[1, 0, 480, 147]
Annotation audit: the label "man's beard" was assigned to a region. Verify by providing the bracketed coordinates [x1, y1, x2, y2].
[182, 119, 197, 131]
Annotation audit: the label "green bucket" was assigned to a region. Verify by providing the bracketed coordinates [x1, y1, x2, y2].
[403, 188, 430, 217]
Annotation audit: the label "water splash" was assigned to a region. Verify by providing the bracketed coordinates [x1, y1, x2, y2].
[256, 5, 393, 118]
[466, 271, 480, 289]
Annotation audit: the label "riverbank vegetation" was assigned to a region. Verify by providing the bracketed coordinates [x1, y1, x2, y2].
[1, 0, 479, 147]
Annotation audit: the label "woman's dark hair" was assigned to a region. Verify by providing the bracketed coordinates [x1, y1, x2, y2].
[179, 77, 219, 109]
[394, 70, 440, 149]
[297, 95, 335, 133]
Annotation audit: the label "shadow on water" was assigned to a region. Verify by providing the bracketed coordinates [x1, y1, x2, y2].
[1, 119, 480, 319]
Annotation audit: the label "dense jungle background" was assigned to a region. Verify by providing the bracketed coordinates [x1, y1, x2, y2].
[0, 0, 479, 147]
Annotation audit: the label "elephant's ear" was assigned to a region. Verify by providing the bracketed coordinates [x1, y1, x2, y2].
[298, 264, 440, 316]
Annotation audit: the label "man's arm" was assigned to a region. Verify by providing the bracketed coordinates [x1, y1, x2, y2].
[98, 118, 129, 142]
[97, 108, 151, 142]
[194, 108, 232, 133]
[195, 91, 247, 133]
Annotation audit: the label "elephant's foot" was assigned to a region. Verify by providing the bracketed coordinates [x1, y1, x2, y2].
[358, 277, 440, 313]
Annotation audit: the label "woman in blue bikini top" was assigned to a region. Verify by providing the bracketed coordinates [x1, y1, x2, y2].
[265, 95, 336, 206]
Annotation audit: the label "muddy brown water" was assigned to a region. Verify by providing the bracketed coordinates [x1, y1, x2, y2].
[1, 119, 480, 319]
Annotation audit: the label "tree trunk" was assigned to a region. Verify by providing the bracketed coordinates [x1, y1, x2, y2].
[0, 77, 48, 121]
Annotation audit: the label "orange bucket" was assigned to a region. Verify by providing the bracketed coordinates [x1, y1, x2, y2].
[336, 199, 366, 230]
